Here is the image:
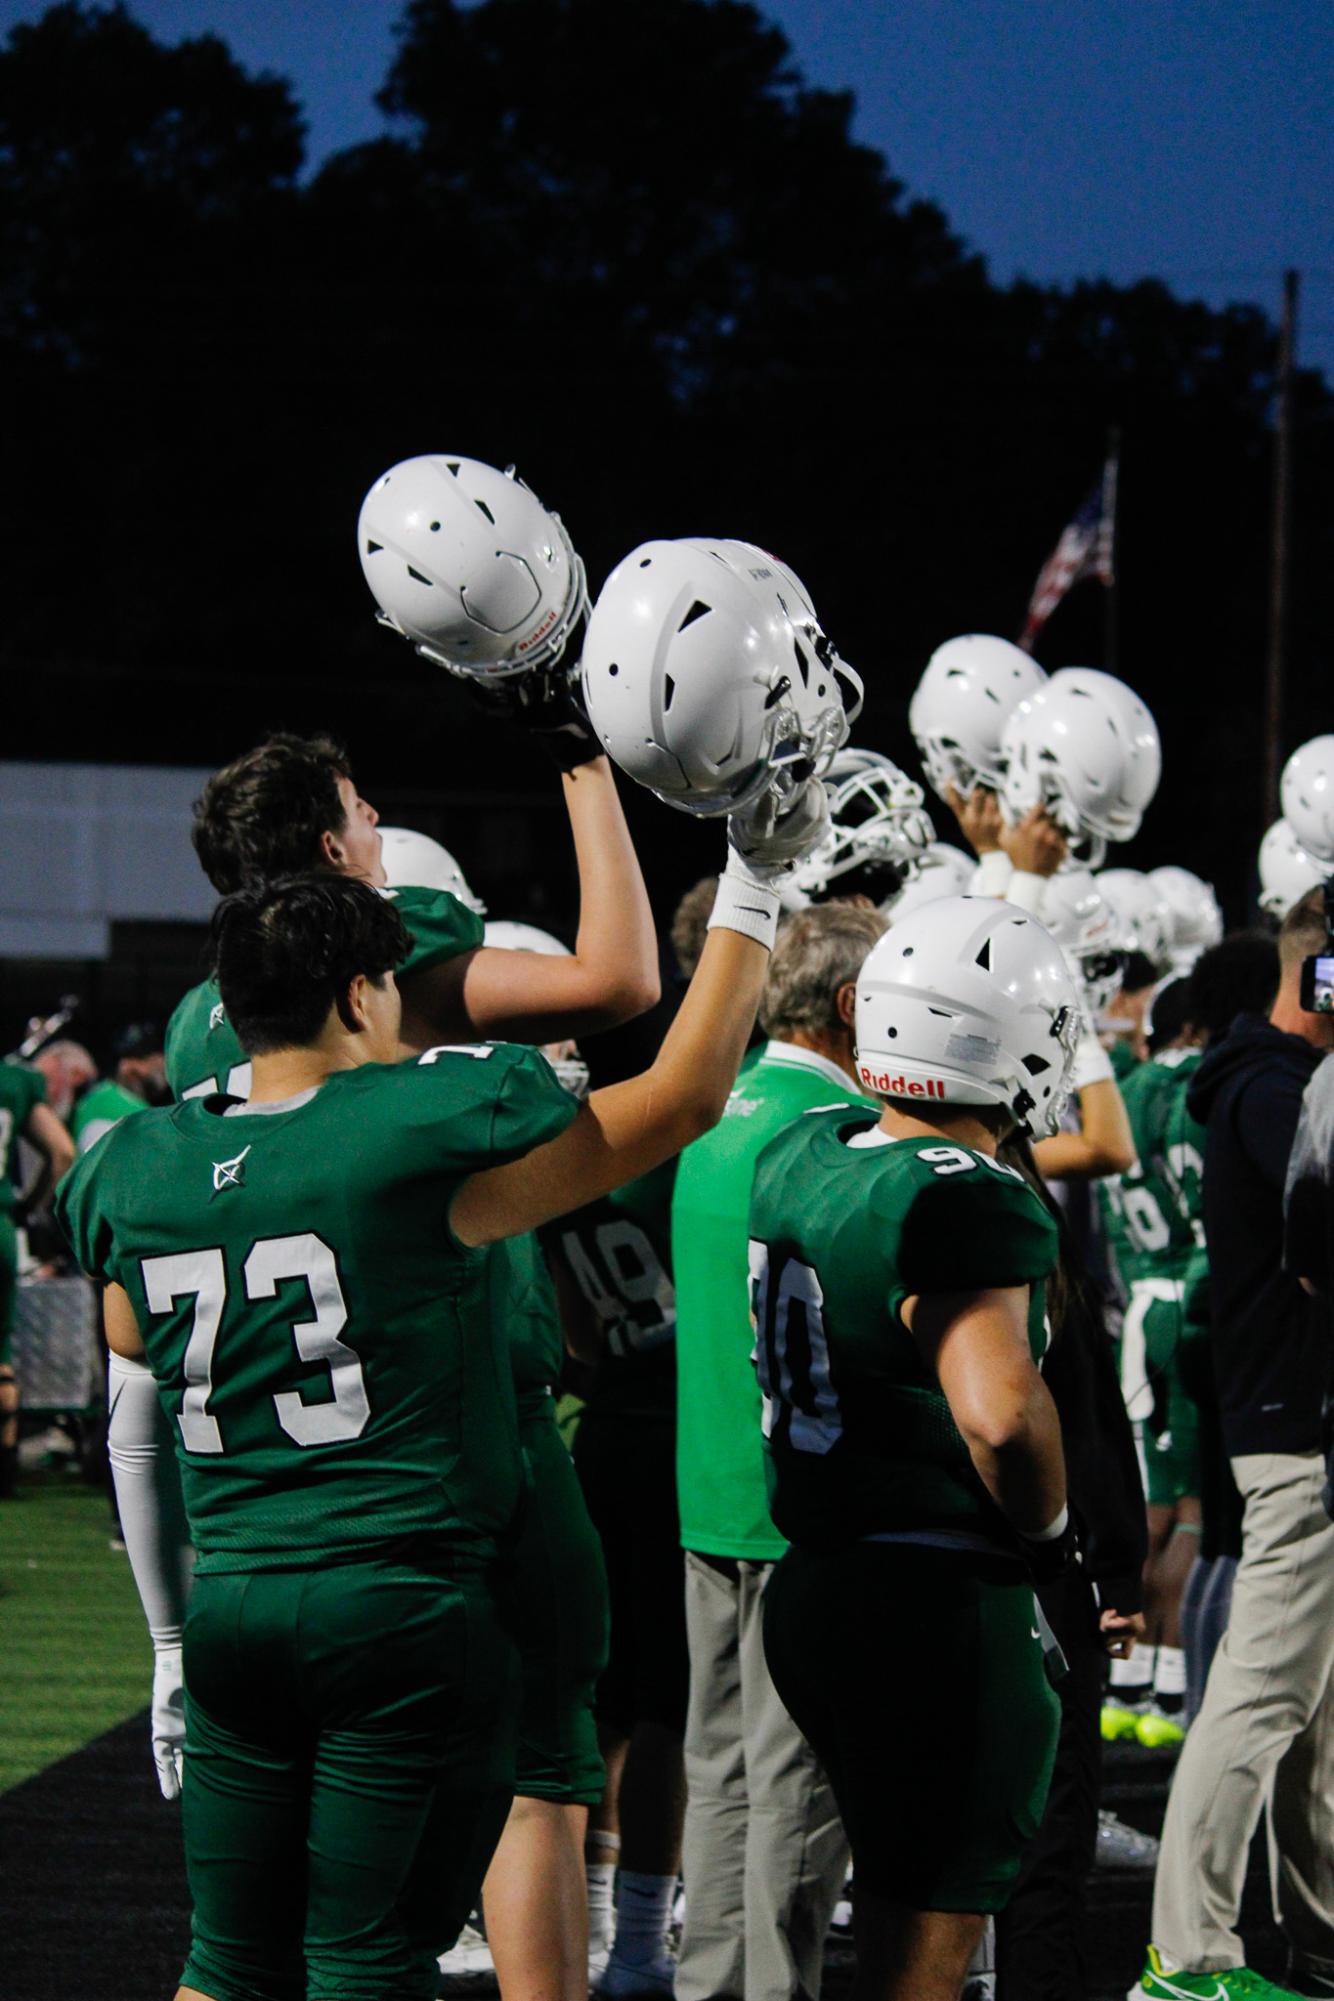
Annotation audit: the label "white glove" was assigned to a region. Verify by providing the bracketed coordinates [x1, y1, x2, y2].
[727, 777, 830, 871]
[151, 1643, 185, 1801]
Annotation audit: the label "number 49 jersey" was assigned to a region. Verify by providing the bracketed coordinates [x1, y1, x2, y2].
[748, 1108, 1059, 1551]
[1098, 1048, 1204, 1292]
[55, 1044, 576, 1572]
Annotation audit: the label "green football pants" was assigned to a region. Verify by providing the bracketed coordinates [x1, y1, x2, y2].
[511, 1398, 609, 1804]
[764, 1541, 1059, 1913]
[180, 1546, 519, 2001]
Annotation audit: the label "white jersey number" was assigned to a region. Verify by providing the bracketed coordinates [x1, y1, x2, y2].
[749, 1240, 842, 1456]
[140, 1234, 368, 1455]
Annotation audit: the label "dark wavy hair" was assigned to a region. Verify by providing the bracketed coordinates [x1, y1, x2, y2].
[1185, 934, 1279, 1046]
[192, 733, 354, 896]
[212, 873, 409, 1056]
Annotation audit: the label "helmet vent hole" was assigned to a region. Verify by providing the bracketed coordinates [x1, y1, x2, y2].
[639, 558, 652, 569]
[429, 521, 441, 532]
[1022, 1053, 1051, 1077]
[608, 663, 620, 678]
[902, 946, 914, 958]
[887, 1026, 898, 1038]
[792, 638, 810, 685]
[974, 938, 992, 970]
[678, 600, 712, 631]
[447, 461, 462, 476]
[663, 673, 677, 710]
[406, 566, 433, 587]
[474, 499, 495, 524]
[365, 540, 383, 555]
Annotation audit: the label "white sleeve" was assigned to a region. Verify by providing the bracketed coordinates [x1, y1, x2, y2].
[970, 851, 1013, 897]
[107, 1352, 194, 1648]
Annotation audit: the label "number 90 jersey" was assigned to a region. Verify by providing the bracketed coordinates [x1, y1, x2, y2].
[748, 1109, 1058, 1551]
[55, 1044, 576, 1571]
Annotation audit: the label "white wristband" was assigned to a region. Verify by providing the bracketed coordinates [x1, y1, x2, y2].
[1070, 1032, 1114, 1092]
[707, 866, 782, 950]
[1026, 1503, 1069, 1544]
[1004, 870, 1049, 918]
[970, 850, 1013, 896]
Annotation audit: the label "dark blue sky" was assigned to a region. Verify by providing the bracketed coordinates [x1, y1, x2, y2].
[6, 0, 1333, 376]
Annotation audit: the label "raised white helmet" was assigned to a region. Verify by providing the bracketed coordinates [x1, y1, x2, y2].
[999, 668, 1161, 860]
[358, 455, 587, 678]
[879, 842, 976, 922]
[855, 896, 1080, 1138]
[1094, 867, 1173, 968]
[379, 827, 486, 914]
[1039, 869, 1126, 1018]
[1258, 819, 1328, 920]
[781, 748, 934, 908]
[482, 921, 587, 1095]
[1281, 736, 1334, 863]
[909, 635, 1047, 801]
[1147, 865, 1223, 972]
[580, 538, 861, 818]
[483, 919, 568, 955]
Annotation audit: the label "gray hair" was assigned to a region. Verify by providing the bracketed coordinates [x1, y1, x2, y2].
[760, 904, 888, 1040]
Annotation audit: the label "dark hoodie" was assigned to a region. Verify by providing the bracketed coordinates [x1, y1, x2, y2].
[1188, 1014, 1328, 1457]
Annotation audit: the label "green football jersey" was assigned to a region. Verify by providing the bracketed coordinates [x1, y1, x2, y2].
[164, 885, 485, 1100]
[544, 1159, 677, 1421]
[673, 1042, 874, 1559]
[1098, 1049, 1202, 1291]
[56, 1042, 576, 1572]
[749, 1110, 1059, 1551]
[72, 1078, 147, 1154]
[1110, 1038, 1141, 1083]
[0, 1062, 45, 1212]
[493, 1227, 565, 1420]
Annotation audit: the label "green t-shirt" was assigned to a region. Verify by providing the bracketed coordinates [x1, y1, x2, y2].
[672, 1043, 874, 1559]
[56, 1043, 576, 1572]
[0, 1062, 46, 1213]
[749, 1111, 1059, 1551]
[1098, 1048, 1203, 1291]
[164, 885, 485, 1101]
[72, 1078, 147, 1155]
[543, 1159, 677, 1422]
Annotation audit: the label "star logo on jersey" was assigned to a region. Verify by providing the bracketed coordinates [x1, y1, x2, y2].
[209, 1002, 226, 1032]
[211, 1145, 250, 1193]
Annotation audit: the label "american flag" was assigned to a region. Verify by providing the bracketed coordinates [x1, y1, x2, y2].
[1019, 453, 1118, 653]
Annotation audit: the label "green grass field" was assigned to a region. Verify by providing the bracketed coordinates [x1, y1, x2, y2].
[0, 1469, 151, 1793]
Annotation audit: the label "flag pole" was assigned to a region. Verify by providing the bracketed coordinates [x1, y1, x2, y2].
[1102, 428, 1121, 677]
[1263, 270, 1298, 827]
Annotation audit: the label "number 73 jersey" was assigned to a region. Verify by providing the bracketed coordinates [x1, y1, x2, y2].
[748, 1108, 1058, 1551]
[55, 1044, 577, 1572]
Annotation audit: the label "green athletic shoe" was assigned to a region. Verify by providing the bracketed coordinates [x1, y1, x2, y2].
[1135, 1704, 1187, 1749]
[1130, 1944, 1307, 2001]
[1101, 1699, 1146, 1742]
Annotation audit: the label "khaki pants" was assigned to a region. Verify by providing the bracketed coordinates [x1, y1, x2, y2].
[676, 1551, 848, 2001]
[1152, 1451, 1334, 1975]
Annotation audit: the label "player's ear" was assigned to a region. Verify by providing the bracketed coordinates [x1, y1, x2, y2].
[319, 824, 346, 871]
[336, 974, 371, 1035]
[836, 980, 857, 1029]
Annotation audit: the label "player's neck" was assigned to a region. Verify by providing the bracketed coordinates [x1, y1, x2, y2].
[782, 1026, 857, 1084]
[875, 1103, 1001, 1155]
[246, 1041, 363, 1104]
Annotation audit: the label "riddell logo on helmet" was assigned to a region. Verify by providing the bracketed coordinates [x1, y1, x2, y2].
[857, 1066, 946, 1099]
[516, 608, 559, 653]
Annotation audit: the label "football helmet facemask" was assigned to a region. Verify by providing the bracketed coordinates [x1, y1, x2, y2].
[781, 748, 934, 909]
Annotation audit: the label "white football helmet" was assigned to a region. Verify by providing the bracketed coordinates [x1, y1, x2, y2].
[580, 538, 861, 819]
[856, 896, 1080, 1138]
[1038, 869, 1126, 1019]
[1095, 868, 1173, 968]
[1281, 736, 1334, 863]
[1147, 865, 1223, 973]
[879, 842, 976, 922]
[379, 828, 486, 913]
[1258, 819, 1328, 920]
[358, 455, 587, 679]
[781, 748, 934, 908]
[909, 635, 1047, 801]
[482, 921, 588, 1096]
[999, 668, 1161, 863]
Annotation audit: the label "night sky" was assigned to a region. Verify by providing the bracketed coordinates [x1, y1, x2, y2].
[4, 0, 1330, 379]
